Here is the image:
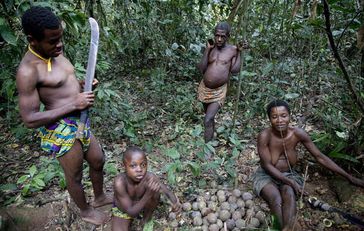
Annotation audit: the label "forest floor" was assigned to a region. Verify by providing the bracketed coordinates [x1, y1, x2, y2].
[1, 122, 363, 231]
[1, 77, 364, 231]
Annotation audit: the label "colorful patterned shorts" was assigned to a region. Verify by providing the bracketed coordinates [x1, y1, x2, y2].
[112, 206, 133, 220]
[39, 117, 91, 158]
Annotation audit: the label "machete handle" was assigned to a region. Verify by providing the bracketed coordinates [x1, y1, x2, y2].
[76, 122, 85, 139]
[76, 109, 88, 139]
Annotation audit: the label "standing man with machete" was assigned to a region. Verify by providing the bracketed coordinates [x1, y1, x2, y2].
[16, 6, 112, 225]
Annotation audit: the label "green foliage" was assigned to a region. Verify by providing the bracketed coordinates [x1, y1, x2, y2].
[162, 146, 201, 185]
[17, 165, 45, 196]
[104, 161, 118, 177]
[161, 123, 245, 187]
[268, 214, 281, 231]
[142, 219, 154, 231]
[15, 157, 65, 197]
[0, 155, 65, 206]
[312, 131, 359, 164]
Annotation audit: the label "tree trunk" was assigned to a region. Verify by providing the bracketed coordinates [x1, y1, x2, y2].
[322, 0, 364, 114]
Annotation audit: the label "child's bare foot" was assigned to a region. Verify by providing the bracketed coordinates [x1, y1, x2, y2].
[91, 193, 113, 208]
[80, 207, 108, 225]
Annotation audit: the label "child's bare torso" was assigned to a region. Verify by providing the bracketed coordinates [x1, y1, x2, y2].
[266, 127, 300, 172]
[203, 45, 237, 89]
[124, 173, 152, 201]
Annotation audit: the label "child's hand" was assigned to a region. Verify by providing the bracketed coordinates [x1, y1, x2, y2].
[79, 78, 99, 90]
[91, 78, 99, 90]
[171, 198, 182, 214]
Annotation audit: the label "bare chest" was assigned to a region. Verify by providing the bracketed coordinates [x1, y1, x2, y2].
[209, 48, 235, 65]
[126, 184, 146, 201]
[269, 135, 299, 165]
[37, 61, 75, 88]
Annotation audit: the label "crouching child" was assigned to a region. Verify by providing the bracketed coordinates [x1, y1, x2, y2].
[112, 146, 181, 231]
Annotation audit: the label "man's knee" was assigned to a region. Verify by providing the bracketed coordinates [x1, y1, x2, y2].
[87, 142, 105, 170]
[89, 152, 105, 170]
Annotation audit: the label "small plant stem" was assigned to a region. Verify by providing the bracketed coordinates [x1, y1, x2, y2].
[292, 164, 309, 230]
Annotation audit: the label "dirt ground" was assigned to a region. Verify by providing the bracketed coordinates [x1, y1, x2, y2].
[1, 142, 363, 231]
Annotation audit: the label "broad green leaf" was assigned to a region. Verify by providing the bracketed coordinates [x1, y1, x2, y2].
[216, 125, 225, 133]
[105, 162, 118, 176]
[187, 162, 201, 176]
[203, 143, 215, 154]
[17, 175, 28, 184]
[22, 184, 30, 195]
[241, 70, 257, 77]
[226, 166, 236, 178]
[44, 172, 56, 184]
[0, 17, 16, 45]
[232, 147, 240, 158]
[0, 28, 17, 45]
[229, 136, 241, 147]
[167, 167, 176, 184]
[312, 132, 330, 143]
[29, 165, 37, 177]
[262, 63, 273, 76]
[284, 93, 299, 99]
[165, 148, 180, 160]
[270, 214, 281, 230]
[328, 152, 359, 163]
[0, 183, 17, 192]
[143, 219, 154, 231]
[34, 178, 46, 188]
[191, 125, 202, 137]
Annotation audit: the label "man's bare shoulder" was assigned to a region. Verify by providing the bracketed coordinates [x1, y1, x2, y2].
[16, 55, 38, 81]
[226, 44, 237, 49]
[56, 54, 73, 66]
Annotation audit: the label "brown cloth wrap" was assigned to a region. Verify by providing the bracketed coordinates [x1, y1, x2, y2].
[198, 80, 227, 106]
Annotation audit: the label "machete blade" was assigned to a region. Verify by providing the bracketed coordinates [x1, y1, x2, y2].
[76, 18, 99, 139]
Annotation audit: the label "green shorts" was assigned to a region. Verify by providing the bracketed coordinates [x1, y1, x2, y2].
[252, 167, 304, 196]
[112, 207, 133, 220]
[39, 117, 91, 158]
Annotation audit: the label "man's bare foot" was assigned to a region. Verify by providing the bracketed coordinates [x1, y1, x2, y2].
[80, 207, 109, 225]
[91, 193, 113, 208]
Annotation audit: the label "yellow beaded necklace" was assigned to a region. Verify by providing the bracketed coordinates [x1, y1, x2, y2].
[28, 45, 52, 72]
